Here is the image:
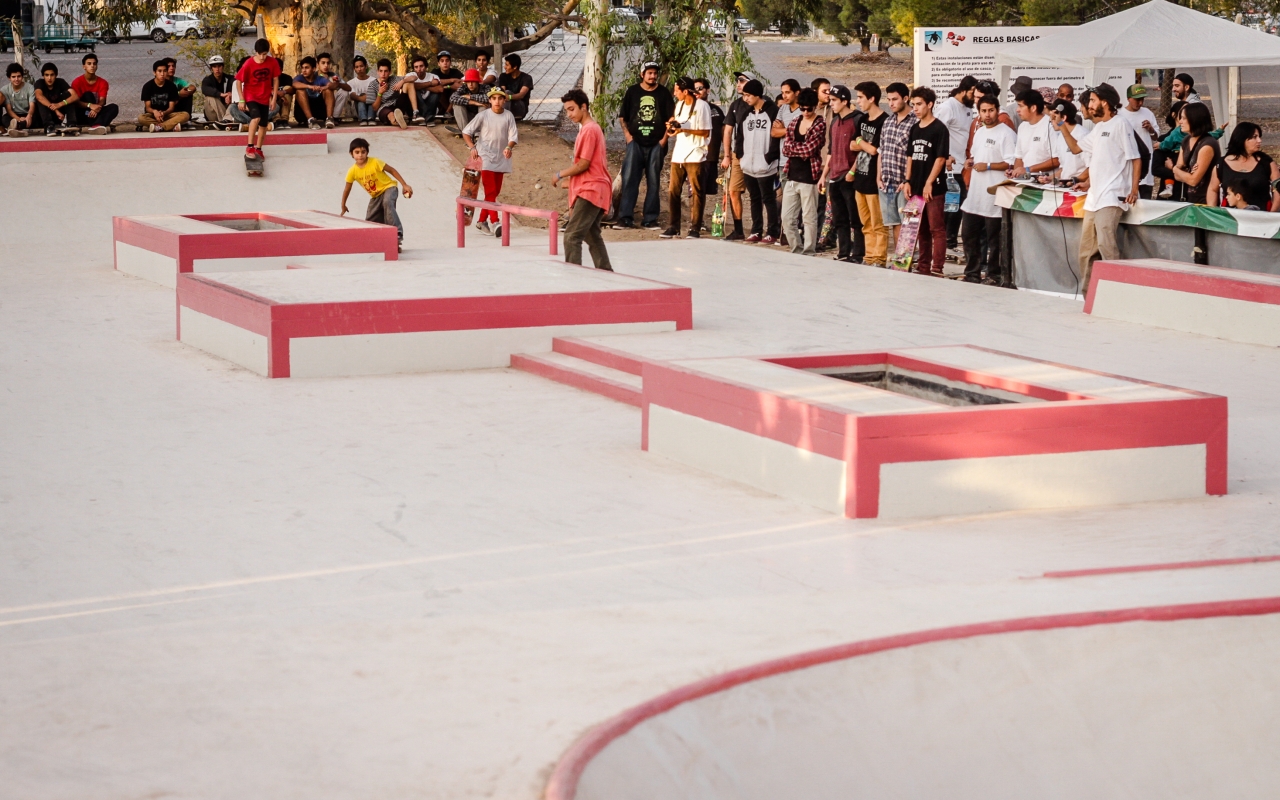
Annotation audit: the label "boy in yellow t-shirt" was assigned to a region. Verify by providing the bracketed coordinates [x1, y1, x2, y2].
[340, 137, 414, 249]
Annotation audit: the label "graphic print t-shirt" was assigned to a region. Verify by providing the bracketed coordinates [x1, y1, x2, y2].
[346, 157, 397, 198]
[907, 118, 949, 197]
[235, 57, 281, 105]
[853, 113, 886, 195]
[620, 83, 674, 147]
[140, 79, 177, 112]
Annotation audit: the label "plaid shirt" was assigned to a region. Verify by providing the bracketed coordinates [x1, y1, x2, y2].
[782, 115, 826, 181]
[878, 110, 918, 187]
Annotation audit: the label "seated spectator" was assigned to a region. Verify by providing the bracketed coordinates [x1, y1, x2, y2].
[164, 57, 197, 130]
[201, 55, 234, 127]
[348, 55, 376, 126]
[34, 63, 78, 135]
[1206, 121, 1279, 211]
[401, 54, 439, 125]
[3, 62, 37, 136]
[317, 52, 350, 120]
[474, 51, 499, 85]
[1169, 102, 1220, 205]
[497, 54, 532, 120]
[431, 51, 463, 117]
[1223, 181, 1261, 211]
[293, 56, 335, 128]
[371, 59, 409, 128]
[448, 70, 487, 134]
[70, 53, 117, 133]
[137, 59, 189, 132]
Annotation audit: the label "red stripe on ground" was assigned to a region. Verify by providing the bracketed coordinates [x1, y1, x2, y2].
[1043, 555, 1280, 579]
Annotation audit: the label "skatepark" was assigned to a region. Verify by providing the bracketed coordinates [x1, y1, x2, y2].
[3, 126, 1280, 798]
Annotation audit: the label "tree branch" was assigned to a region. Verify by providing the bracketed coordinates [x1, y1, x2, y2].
[358, 0, 581, 58]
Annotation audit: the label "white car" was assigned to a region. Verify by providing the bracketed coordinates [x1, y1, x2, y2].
[167, 14, 205, 39]
[99, 16, 179, 43]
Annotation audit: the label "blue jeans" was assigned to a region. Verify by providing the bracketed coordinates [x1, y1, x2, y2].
[355, 100, 375, 121]
[617, 140, 665, 225]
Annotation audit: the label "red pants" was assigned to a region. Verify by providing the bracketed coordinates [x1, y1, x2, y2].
[915, 194, 947, 275]
[480, 170, 504, 223]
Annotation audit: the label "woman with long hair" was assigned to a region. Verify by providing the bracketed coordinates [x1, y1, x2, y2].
[1169, 103, 1219, 204]
[1206, 121, 1279, 211]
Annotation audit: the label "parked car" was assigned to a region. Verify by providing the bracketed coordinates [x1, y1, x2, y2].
[98, 16, 181, 43]
[168, 14, 205, 39]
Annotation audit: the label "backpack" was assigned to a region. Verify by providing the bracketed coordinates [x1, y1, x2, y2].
[1133, 130, 1151, 180]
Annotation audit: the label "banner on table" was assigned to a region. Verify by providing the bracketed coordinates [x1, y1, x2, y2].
[913, 27, 1130, 99]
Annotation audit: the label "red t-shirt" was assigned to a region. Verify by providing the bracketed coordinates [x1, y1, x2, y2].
[569, 119, 612, 212]
[236, 56, 281, 105]
[71, 75, 109, 103]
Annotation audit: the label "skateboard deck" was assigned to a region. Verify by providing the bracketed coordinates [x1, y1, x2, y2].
[460, 153, 482, 224]
[888, 195, 925, 271]
[245, 155, 264, 177]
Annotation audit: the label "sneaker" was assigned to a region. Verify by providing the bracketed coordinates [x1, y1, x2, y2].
[254, 146, 265, 160]
[267, 122, 275, 132]
[45, 126, 59, 136]
[476, 220, 491, 235]
[642, 222, 662, 231]
[611, 220, 635, 230]
[307, 118, 321, 130]
[493, 223, 502, 238]
[745, 233, 761, 243]
[426, 119, 437, 127]
[412, 112, 425, 125]
[761, 235, 776, 245]
[392, 109, 407, 129]
[246, 145, 257, 157]
[325, 117, 336, 129]
[8, 128, 26, 137]
[659, 228, 679, 239]
[685, 229, 701, 239]
[724, 229, 744, 241]
[237, 123, 246, 133]
[148, 124, 159, 133]
[86, 125, 108, 135]
[778, 233, 788, 247]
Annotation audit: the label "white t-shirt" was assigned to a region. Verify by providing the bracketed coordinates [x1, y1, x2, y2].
[1015, 116, 1058, 174]
[462, 107, 518, 173]
[1054, 128, 1087, 181]
[670, 97, 712, 164]
[962, 123, 1017, 218]
[1118, 106, 1158, 186]
[934, 96, 974, 173]
[349, 76, 376, 101]
[1081, 115, 1140, 213]
[739, 106, 778, 177]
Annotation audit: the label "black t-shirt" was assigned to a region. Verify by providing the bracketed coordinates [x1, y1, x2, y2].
[141, 79, 177, 112]
[35, 78, 72, 105]
[436, 67, 463, 93]
[497, 71, 533, 100]
[202, 73, 233, 98]
[1216, 153, 1273, 209]
[726, 96, 752, 157]
[907, 118, 950, 197]
[705, 101, 725, 164]
[619, 83, 674, 147]
[854, 112, 886, 195]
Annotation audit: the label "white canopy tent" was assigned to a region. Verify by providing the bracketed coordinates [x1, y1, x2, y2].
[992, 0, 1280, 130]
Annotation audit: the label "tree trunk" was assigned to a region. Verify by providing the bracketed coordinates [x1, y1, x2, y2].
[1159, 67, 1175, 130]
[860, 34, 871, 53]
[259, 0, 359, 76]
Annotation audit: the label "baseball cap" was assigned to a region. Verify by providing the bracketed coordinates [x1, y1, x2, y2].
[437, 50, 451, 58]
[734, 71, 756, 81]
[641, 60, 660, 73]
[830, 84, 852, 102]
[1127, 83, 1148, 99]
[487, 86, 508, 98]
[463, 68, 482, 82]
[207, 55, 224, 65]
[741, 78, 764, 97]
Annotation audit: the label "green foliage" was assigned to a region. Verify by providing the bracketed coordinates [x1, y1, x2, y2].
[588, 0, 756, 126]
[356, 18, 425, 64]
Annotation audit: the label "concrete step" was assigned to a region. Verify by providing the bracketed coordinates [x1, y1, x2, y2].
[552, 337, 649, 376]
[511, 350, 643, 407]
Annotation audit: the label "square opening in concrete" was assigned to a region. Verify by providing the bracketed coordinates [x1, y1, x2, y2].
[187, 213, 315, 232]
[803, 362, 1039, 407]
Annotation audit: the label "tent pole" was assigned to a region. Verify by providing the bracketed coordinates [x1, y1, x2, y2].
[1228, 66, 1239, 131]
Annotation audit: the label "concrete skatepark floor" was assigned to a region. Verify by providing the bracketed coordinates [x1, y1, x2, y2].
[2, 128, 1279, 799]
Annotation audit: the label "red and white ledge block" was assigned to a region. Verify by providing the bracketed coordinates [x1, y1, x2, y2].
[642, 345, 1226, 519]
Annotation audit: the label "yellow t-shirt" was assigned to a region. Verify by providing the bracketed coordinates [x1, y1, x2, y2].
[345, 157, 397, 198]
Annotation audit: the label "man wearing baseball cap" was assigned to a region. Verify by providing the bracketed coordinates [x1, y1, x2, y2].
[201, 55, 234, 128]
[1119, 83, 1159, 198]
[614, 61, 673, 230]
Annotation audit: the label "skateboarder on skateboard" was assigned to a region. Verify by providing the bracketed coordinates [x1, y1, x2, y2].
[235, 38, 280, 171]
[341, 137, 413, 251]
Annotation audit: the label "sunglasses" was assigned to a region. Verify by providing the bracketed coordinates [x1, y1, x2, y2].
[799, 106, 815, 112]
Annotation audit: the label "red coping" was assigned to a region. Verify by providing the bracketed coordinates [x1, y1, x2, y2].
[1, 131, 326, 153]
[177, 271, 693, 378]
[1043, 554, 1280, 578]
[1084, 259, 1280, 314]
[640, 347, 1228, 518]
[511, 353, 642, 407]
[114, 211, 399, 274]
[543, 595, 1280, 800]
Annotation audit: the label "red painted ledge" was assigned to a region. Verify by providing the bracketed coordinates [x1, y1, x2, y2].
[543, 595, 1280, 800]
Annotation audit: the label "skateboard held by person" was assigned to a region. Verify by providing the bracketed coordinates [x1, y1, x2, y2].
[459, 152, 482, 224]
[888, 195, 924, 271]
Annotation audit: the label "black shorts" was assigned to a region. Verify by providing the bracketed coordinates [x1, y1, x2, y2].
[244, 101, 270, 124]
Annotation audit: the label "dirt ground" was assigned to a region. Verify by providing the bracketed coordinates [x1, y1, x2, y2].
[781, 52, 915, 88]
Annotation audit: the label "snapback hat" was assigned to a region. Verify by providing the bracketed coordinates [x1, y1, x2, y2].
[830, 84, 852, 102]
[207, 55, 224, 65]
[734, 70, 756, 81]
[1127, 83, 1148, 99]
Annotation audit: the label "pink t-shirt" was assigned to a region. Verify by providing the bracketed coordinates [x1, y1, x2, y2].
[569, 119, 612, 212]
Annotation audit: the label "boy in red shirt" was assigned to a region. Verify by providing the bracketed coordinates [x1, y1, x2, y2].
[71, 53, 117, 133]
[235, 38, 280, 159]
[552, 89, 613, 271]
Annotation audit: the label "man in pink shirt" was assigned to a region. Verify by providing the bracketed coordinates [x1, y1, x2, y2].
[552, 89, 613, 271]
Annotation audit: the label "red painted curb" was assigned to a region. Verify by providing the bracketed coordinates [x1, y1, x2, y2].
[1044, 554, 1280, 578]
[511, 353, 641, 407]
[543, 595, 1280, 800]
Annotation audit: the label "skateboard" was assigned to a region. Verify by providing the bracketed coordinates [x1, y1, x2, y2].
[888, 195, 925, 271]
[245, 154, 264, 177]
[460, 153, 482, 224]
